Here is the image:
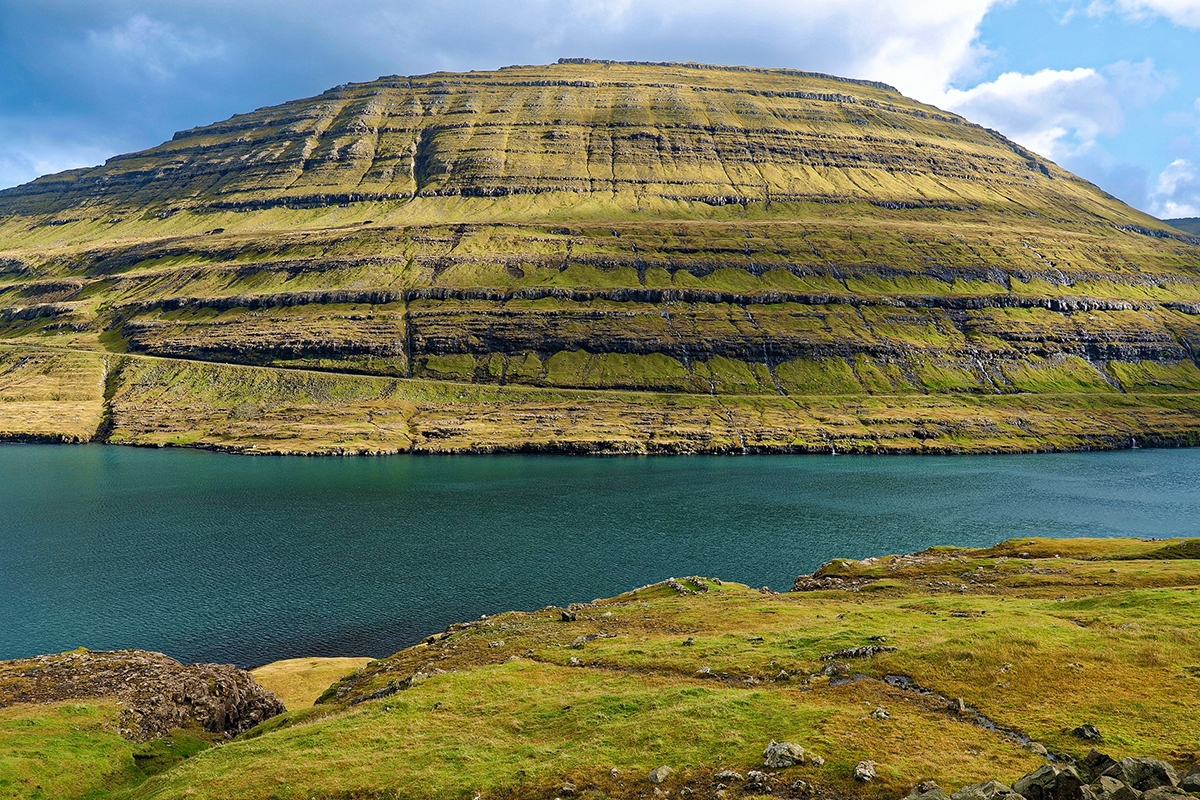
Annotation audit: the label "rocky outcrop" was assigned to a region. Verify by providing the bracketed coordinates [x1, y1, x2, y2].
[903, 750, 1198, 800]
[0, 648, 284, 741]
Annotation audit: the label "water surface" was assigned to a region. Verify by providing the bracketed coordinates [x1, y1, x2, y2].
[2, 444, 1197, 667]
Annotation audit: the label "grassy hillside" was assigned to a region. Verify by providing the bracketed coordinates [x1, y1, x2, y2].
[3, 537, 1198, 799]
[2, 60, 1200, 452]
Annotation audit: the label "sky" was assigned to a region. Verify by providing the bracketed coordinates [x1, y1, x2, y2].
[1, 0, 1199, 218]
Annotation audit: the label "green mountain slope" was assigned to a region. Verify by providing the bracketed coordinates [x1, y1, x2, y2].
[3, 60, 1200, 453]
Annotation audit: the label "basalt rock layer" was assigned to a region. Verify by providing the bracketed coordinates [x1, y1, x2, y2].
[2, 60, 1200, 453]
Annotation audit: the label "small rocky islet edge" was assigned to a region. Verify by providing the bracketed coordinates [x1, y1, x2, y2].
[2, 535, 1200, 800]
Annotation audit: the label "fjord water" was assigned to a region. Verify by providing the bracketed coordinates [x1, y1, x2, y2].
[2, 445, 1197, 668]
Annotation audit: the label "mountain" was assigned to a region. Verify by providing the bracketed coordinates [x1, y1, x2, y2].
[3, 59, 1200, 454]
[1168, 218, 1200, 235]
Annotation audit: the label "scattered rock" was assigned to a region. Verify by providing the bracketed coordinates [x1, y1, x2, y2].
[747, 771, 771, 792]
[680, 788, 694, 797]
[610, 768, 620, 778]
[763, 740, 806, 768]
[649, 766, 674, 784]
[821, 645, 898, 661]
[571, 637, 587, 649]
[569, 657, 582, 666]
[696, 666, 711, 676]
[559, 782, 577, 796]
[809, 755, 825, 767]
[488, 640, 504, 648]
[871, 706, 891, 720]
[775, 670, 791, 681]
[1027, 742, 1049, 757]
[854, 761, 877, 782]
[950, 780, 1020, 800]
[1072, 724, 1102, 741]
[822, 661, 851, 678]
[713, 770, 744, 782]
[560, 610, 577, 622]
[682, 637, 695, 646]
[791, 779, 810, 794]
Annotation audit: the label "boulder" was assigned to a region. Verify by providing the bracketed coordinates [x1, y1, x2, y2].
[1143, 789, 1191, 800]
[1073, 725, 1102, 741]
[951, 780, 1022, 800]
[1180, 773, 1200, 794]
[713, 771, 745, 783]
[908, 780, 949, 800]
[1013, 765, 1084, 800]
[854, 761, 878, 782]
[1102, 758, 1179, 792]
[1089, 775, 1141, 800]
[1082, 751, 1121, 782]
[648, 766, 674, 784]
[763, 740, 807, 768]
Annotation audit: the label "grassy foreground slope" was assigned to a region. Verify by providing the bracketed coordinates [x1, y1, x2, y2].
[2, 60, 1200, 452]
[85, 537, 1196, 800]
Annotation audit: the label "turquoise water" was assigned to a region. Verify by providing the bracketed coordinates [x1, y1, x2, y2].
[1, 444, 1198, 667]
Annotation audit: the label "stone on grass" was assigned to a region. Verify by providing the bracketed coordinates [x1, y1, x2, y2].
[951, 780, 1020, 800]
[713, 771, 744, 782]
[907, 780, 949, 800]
[1072, 724, 1102, 741]
[854, 761, 877, 782]
[648, 766, 674, 784]
[747, 771, 770, 792]
[763, 740, 806, 768]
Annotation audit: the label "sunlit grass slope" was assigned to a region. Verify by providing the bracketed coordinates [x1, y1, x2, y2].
[2, 60, 1200, 451]
[86, 537, 1200, 800]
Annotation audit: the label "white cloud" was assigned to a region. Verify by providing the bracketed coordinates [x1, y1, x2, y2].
[1150, 158, 1200, 217]
[86, 14, 226, 81]
[939, 60, 1168, 162]
[1088, 0, 1200, 27]
[333, 0, 1002, 102]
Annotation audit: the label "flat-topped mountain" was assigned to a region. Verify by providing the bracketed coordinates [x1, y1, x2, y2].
[2, 60, 1200, 454]
[0, 59, 1164, 224]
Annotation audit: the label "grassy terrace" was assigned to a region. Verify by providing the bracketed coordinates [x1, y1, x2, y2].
[4, 342, 1200, 454]
[3, 537, 1198, 799]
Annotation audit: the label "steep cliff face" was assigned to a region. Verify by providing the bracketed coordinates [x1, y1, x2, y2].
[1, 60, 1199, 452]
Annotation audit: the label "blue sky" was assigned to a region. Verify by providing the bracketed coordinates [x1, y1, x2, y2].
[1, 0, 1198, 217]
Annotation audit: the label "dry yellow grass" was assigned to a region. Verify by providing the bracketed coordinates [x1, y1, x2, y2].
[250, 657, 373, 710]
